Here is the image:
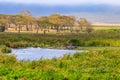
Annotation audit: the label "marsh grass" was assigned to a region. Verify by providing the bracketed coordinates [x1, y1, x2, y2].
[0, 45, 11, 53]
[0, 29, 120, 48]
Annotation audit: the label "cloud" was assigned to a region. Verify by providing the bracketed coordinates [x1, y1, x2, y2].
[0, 0, 120, 5]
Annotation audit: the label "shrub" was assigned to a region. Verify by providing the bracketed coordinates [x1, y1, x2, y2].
[0, 45, 11, 53]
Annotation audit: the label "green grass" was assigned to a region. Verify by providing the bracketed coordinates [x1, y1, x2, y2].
[92, 24, 120, 30]
[1, 29, 120, 48]
[0, 48, 120, 79]
[93, 26, 120, 30]
[77, 46, 120, 50]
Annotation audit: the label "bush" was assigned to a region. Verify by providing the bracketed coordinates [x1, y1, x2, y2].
[0, 45, 11, 53]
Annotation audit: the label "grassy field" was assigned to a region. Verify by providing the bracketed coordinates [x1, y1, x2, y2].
[94, 26, 120, 30]
[1, 29, 120, 48]
[0, 26, 120, 79]
[92, 24, 120, 30]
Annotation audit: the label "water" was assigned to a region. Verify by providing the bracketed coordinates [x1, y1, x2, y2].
[11, 47, 84, 61]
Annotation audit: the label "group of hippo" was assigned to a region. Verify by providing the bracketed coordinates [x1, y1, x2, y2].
[66, 46, 77, 49]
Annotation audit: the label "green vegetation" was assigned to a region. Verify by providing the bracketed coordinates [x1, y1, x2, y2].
[0, 28, 119, 79]
[0, 11, 120, 79]
[92, 24, 120, 30]
[0, 48, 120, 79]
[0, 29, 120, 48]
[0, 45, 11, 53]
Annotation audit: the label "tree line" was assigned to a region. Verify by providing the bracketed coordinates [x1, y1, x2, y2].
[0, 11, 93, 34]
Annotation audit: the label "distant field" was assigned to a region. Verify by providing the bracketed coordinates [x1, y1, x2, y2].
[92, 24, 120, 30]
[93, 26, 120, 30]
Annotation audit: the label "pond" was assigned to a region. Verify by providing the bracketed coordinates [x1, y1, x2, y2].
[11, 47, 84, 61]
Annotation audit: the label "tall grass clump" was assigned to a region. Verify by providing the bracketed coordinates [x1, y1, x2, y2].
[0, 45, 11, 53]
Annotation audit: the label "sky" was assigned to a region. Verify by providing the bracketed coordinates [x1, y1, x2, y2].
[0, 0, 120, 24]
[0, 0, 120, 5]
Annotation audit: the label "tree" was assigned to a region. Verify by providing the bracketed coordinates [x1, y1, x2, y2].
[15, 14, 25, 34]
[20, 10, 33, 31]
[0, 14, 9, 27]
[78, 18, 93, 33]
[66, 16, 76, 32]
[36, 16, 49, 34]
[86, 23, 93, 33]
[48, 14, 62, 32]
[10, 15, 18, 31]
[5, 15, 12, 29]
[0, 18, 8, 26]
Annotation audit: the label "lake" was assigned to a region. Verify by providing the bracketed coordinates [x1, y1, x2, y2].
[11, 47, 84, 61]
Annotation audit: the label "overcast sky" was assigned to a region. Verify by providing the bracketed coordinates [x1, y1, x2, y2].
[0, 0, 120, 5]
[0, 0, 120, 23]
